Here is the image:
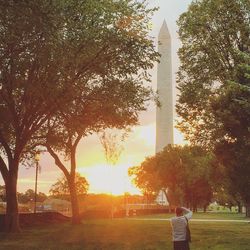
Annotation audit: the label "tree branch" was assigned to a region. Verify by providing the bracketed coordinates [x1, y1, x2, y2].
[46, 144, 70, 179]
[0, 156, 9, 183]
[0, 130, 13, 164]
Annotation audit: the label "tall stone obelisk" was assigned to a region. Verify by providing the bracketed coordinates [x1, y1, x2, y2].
[156, 20, 174, 153]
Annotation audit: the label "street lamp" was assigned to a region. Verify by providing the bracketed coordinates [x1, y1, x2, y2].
[34, 152, 40, 213]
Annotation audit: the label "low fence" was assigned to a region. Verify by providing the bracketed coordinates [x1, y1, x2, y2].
[81, 207, 174, 219]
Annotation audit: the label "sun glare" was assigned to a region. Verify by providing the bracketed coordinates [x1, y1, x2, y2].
[13, 123, 187, 195]
[136, 124, 156, 147]
[78, 164, 141, 195]
[76, 123, 185, 196]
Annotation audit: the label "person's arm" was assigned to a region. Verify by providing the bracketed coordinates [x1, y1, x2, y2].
[181, 207, 192, 220]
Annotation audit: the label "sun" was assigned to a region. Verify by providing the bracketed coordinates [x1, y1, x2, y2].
[76, 123, 186, 196]
[78, 163, 141, 195]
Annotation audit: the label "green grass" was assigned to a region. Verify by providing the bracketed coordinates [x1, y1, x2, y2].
[0, 213, 249, 250]
[139, 211, 247, 220]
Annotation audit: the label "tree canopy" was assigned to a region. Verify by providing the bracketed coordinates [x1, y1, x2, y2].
[17, 189, 47, 204]
[176, 0, 250, 147]
[129, 145, 215, 211]
[0, 0, 159, 231]
[176, 0, 250, 216]
[49, 173, 89, 199]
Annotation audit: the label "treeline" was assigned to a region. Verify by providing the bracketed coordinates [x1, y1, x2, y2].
[0, 186, 47, 204]
[0, 185, 148, 215]
[129, 145, 245, 213]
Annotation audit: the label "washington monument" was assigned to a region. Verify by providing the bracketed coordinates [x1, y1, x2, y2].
[156, 20, 174, 153]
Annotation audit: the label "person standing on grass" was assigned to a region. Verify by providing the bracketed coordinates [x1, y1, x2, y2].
[170, 207, 193, 250]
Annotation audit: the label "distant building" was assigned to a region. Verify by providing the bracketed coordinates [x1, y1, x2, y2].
[155, 189, 169, 206]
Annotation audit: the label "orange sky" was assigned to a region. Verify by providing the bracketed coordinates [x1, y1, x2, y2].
[15, 123, 185, 195]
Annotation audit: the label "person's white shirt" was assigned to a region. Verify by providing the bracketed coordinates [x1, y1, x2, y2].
[170, 207, 192, 241]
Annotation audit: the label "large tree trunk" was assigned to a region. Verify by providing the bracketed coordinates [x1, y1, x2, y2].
[237, 201, 242, 214]
[246, 200, 250, 218]
[5, 168, 20, 232]
[203, 205, 207, 213]
[69, 178, 81, 224]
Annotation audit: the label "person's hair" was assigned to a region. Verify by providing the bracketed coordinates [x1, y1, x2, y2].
[175, 207, 183, 216]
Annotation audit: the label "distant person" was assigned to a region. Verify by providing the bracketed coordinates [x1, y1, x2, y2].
[170, 207, 193, 250]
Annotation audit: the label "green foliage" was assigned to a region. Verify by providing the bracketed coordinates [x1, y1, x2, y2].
[177, 0, 250, 214]
[215, 141, 250, 209]
[176, 0, 250, 147]
[39, 0, 159, 157]
[129, 145, 215, 210]
[0, 0, 159, 162]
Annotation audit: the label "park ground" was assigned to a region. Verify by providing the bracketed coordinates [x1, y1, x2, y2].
[0, 213, 249, 250]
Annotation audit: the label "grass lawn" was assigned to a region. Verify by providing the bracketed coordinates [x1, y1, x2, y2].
[139, 211, 248, 220]
[0, 213, 249, 250]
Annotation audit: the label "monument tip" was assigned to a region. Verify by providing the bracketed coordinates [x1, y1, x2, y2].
[158, 20, 171, 39]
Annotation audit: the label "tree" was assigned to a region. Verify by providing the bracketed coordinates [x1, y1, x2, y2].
[129, 156, 161, 197]
[0, 0, 158, 231]
[99, 129, 126, 166]
[215, 141, 250, 215]
[99, 129, 126, 218]
[37, 0, 158, 224]
[129, 145, 214, 211]
[17, 189, 47, 204]
[213, 187, 243, 212]
[176, 0, 250, 146]
[49, 173, 89, 200]
[213, 51, 250, 215]
[176, 0, 250, 215]
[0, 0, 74, 232]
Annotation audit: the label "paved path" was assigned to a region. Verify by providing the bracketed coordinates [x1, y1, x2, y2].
[127, 218, 250, 223]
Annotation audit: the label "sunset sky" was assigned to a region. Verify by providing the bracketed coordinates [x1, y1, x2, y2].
[1, 0, 192, 195]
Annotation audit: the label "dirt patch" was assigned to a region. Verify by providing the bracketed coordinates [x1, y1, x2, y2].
[0, 212, 70, 231]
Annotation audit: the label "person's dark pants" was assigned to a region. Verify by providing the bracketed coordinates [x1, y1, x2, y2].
[173, 240, 190, 250]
